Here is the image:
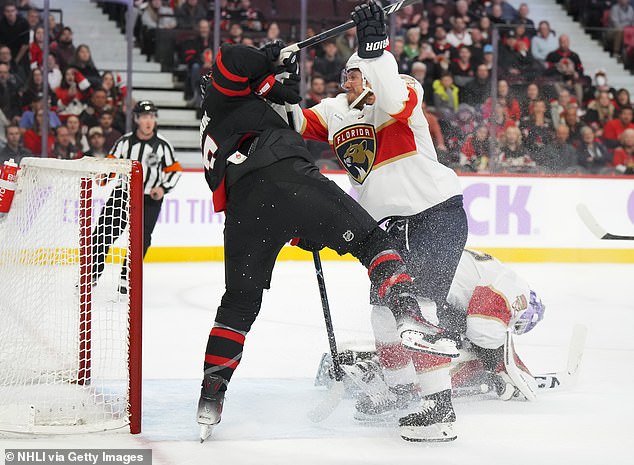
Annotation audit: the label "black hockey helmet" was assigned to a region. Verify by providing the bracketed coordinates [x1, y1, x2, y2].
[133, 100, 158, 116]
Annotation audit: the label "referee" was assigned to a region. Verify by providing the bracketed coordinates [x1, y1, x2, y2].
[91, 100, 182, 293]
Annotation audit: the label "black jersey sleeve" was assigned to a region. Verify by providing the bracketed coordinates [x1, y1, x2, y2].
[211, 44, 275, 97]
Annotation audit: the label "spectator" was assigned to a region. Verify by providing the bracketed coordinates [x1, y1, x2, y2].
[531, 21, 558, 65]
[468, 27, 486, 66]
[498, 125, 535, 171]
[481, 43, 494, 71]
[585, 90, 617, 136]
[410, 61, 434, 105]
[446, 17, 472, 48]
[486, 0, 517, 23]
[614, 88, 632, 114]
[414, 42, 438, 78]
[519, 82, 541, 118]
[487, 101, 517, 141]
[449, 46, 474, 89]
[261, 21, 281, 46]
[98, 108, 121, 151]
[488, 3, 509, 28]
[607, 0, 634, 61]
[82, 126, 107, 158]
[613, 128, 634, 174]
[460, 63, 490, 109]
[415, 16, 432, 43]
[0, 123, 31, 164]
[395, 3, 421, 32]
[550, 88, 574, 128]
[603, 105, 634, 149]
[25, 7, 41, 43]
[335, 27, 357, 63]
[403, 27, 421, 61]
[18, 94, 61, 134]
[181, 18, 211, 104]
[0, 61, 21, 122]
[236, 0, 265, 32]
[47, 53, 62, 91]
[431, 25, 454, 71]
[452, 0, 475, 27]
[47, 13, 62, 43]
[303, 75, 326, 109]
[22, 107, 55, 156]
[432, 71, 460, 115]
[312, 40, 344, 86]
[0, 1, 30, 70]
[139, 0, 176, 59]
[536, 124, 578, 173]
[0, 44, 26, 88]
[175, 0, 207, 29]
[20, 67, 58, 110]
[79, 88, 112, 129]
[71, 44, 101, 89]
[50, 124, 81, 160]
[65, 114, 89, 153]
[563, 105, 587, 148]
[55, 67, 91, 109]
[545, 34, 585, 103]
[483, 79, 521, 122]
[28, 25, 44, 70]
[51, 26, 75, 72]
[479, 16, 492, 43]
[423, 101, 447, 154]
[520, 98, 554, 161]
[577, 126, 612, 173]
[100, 70, 127, 110]
[515, 3, 536, 37]
[428, 0, 450, 30]
[224, 22, 243, 45]
[583, 69, 617, 103]
[459, 124, 491, 172]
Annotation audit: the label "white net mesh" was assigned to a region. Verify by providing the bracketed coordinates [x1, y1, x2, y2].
[0, 158, 138, 434]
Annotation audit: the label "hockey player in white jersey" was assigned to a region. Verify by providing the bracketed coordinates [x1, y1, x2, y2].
[338, 249, 546, 424]
[289, 1, 468, 442]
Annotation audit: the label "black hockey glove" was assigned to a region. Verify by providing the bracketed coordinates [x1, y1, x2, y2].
[351, 0, 388, 59]
[259, 39, 284, 63]
[290, 237, 324, 253]
[265, 73, 302, 105]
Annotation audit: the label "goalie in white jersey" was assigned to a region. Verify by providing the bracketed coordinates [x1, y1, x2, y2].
[288, 1, 468, 442]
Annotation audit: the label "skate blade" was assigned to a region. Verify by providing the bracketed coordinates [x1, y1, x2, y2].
[199, 424, 214, 443]
[400, 422, 457, 442]
[401, 331, 460, 358]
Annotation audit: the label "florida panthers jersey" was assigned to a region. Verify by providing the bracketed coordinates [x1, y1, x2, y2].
[448, 249, 532, 350]
[291, 52, 462, 222]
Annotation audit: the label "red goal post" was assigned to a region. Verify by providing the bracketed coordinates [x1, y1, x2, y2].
[0, 157, 143, 434]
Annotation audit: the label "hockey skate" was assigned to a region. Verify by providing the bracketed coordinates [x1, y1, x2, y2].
[397, 313, 460, 358]
[197, 374, 226, 442]
[399, 389, 457, 442]
[341, 360, 420, 422]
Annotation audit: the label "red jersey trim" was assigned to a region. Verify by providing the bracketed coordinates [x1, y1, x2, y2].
[212, 177, 227, 212]
[216, 50, 248, 82]
[300, 108, 330, 141]
[255, 74, 276, 97]
[212, 79, 250, 96]
[390, 86, 418, 122]
[467, 285, 512, 325]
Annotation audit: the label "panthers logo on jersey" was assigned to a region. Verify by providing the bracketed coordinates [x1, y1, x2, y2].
[333, 124, 376, 184]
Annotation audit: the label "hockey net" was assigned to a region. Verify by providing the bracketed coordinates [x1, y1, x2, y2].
[0, 157, 143, 434]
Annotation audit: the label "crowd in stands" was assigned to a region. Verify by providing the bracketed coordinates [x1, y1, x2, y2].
[2, 0, 634, 177]
[0, 0, 127, 164]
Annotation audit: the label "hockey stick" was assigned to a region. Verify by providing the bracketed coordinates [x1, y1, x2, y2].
[576, 203, 634, 240]
[307, 251, 347, 423]
[280, 0, 424, 55]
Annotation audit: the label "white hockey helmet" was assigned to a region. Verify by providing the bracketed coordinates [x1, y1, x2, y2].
[341, 52, 373, 109]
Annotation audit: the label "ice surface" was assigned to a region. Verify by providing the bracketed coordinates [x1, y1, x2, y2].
[1, 260, 633, 465]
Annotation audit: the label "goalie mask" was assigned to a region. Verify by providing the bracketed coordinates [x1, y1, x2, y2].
[513, 290, 545, 335]
[341, 52, 373, 109]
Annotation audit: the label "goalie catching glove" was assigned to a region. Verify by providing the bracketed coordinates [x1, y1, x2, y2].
[351, 0, 388, 59]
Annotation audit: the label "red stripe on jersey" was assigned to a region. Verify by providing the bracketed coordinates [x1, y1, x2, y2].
[368, 253, 402, 275]
[300, 108, 330, 142]
[216, 50, 248, 82]
[212, 79, 250, 96]
[376, 342, 411, 369]
[212, 177, 227, 212]
[210, 327, 245, 345]
[467, 286, 512, 325]
[378, 273, 412, 299]
[411, 352, 451, 371]
[375, 121, 417, 166]
[390, 86, 418, 122]
[204, 354, 239, 369]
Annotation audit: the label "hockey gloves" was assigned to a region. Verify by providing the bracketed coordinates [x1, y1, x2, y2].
[264, 74, 301, 105]
[259, 39, 284, 62]
[352, 0, 388, 59]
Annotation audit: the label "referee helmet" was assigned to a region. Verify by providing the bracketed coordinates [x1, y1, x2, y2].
[133, 100, 158, 117]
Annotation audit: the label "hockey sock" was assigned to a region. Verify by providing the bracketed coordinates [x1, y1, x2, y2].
[203, 323, 246, 387]
[367, 250, 418, 318]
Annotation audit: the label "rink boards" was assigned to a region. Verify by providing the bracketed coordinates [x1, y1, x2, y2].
[144, 171, 634, 263]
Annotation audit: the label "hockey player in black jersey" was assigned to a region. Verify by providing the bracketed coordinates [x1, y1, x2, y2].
[195, 31, 458, 441]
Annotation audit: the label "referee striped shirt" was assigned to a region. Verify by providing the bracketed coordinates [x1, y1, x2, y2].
[109, 131, 182, 194]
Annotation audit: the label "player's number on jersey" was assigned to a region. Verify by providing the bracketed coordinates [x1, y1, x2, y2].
[202, 134, 218, 170]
